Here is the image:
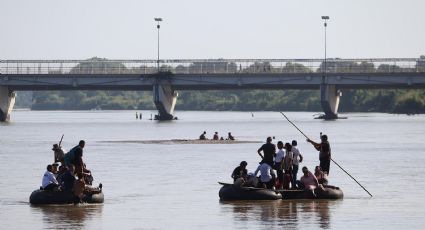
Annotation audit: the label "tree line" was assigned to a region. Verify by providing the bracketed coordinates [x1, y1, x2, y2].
[13, 89, 425, 114]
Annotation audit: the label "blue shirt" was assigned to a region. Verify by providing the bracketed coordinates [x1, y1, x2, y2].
[64, 145, 79, 166]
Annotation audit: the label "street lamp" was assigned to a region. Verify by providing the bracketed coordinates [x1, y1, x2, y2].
[154, 17, 162, 72]
[321, 16, 329, 76]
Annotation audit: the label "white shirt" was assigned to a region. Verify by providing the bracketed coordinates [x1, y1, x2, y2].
[42, 171, 59, 188]
[275, 149, 285, 163]
[259, 163, 275, 182]
[292, 146, 302, 165]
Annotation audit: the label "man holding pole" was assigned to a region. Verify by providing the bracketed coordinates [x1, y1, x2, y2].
[280, 112, 372, 197]
[307, 134, 331, 176]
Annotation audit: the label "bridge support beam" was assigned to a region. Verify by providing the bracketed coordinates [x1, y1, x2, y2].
[320, 84, 341, 120]
[153, 83, 178, 120]
[0, 86, 16, 122]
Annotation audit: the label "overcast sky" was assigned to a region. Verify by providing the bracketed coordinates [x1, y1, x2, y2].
[1, 0, 424, 59]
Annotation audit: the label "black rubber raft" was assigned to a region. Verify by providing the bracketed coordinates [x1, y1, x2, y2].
[280, 187, 344, 199]
[219, 183, 282, 200]
[29, 189, 104, 205]
[218, 183, 343, 201]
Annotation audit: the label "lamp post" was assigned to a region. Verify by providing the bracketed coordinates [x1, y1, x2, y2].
[154, 18, 162, 72]
[321, 16, 329, 76]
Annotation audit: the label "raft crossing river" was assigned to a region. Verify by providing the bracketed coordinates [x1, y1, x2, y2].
[1, 111, 424, 229]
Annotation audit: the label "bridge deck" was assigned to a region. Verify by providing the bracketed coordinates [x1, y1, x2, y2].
[1, 58, 425, 90]
[1, 72, 425, 91]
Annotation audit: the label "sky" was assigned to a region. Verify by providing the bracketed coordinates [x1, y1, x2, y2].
[1, 0, 424, 60]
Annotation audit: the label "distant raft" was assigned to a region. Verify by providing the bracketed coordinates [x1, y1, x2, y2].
[218, 183, 282, 201]
[280, 186, 344, 200]
[29, 189, 104, 205]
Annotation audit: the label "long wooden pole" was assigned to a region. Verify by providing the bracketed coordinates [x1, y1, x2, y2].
[58, 134, 64, 147]
[279, 112, 373, 197]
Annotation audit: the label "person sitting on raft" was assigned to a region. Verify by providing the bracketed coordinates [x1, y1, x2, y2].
[60, 165, 99, 204]
[52, 144, 66, 165]
[73, 173, 102, 204]
[64, 140, 85, 167]
[314, 166, 328, 185]
[41, 164, 60, 191]
[213, 132, 219, 140]
[61, 165, 76, 192]
[199, 131, 207, 140]
[51, 163, 59, 175]
[231, 161, 248, 183]
[227, 132, 235, 140]
[56, 165, 67, 185]
[60, 165, 83, 204]
[256, 162, 276, 189]
[300, 166, 323, 197]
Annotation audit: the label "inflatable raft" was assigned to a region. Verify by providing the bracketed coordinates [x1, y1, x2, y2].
[279, 186, 343, 200]
[218, 183, 282, 201]
[29, 189, 104, 205]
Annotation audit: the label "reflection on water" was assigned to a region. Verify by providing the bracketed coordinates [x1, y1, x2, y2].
[31, 204, 103, 229]
[221, 200, 340, 229]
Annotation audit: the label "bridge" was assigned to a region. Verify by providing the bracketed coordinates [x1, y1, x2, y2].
[1, 58, 425, 121]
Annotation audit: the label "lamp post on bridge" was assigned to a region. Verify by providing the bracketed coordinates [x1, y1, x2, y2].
[321, 16, 329, 77]
[154, 17, 162, 72]
[318, 15, 340, 120]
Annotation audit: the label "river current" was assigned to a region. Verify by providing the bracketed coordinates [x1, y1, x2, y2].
[0, 110, 424, 229]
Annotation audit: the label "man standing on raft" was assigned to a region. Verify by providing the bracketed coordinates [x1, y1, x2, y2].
[307, 134, 331, 175]
[257, 137, 276, 167]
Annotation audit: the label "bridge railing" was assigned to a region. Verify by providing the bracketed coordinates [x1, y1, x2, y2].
[1, 58, 425, 75]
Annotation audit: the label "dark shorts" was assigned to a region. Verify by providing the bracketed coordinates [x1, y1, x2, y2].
[320, 159, 331, 175]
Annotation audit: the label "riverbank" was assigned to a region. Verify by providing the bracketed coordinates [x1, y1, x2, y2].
[15, 89, 425, 114]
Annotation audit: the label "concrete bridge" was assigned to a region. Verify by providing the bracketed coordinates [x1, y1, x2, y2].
[1, 58, 425, 121]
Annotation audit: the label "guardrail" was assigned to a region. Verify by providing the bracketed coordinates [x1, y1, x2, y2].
[1, 58, 424, 75]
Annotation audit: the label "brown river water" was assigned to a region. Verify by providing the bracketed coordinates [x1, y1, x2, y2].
[1, 111, 424, 229]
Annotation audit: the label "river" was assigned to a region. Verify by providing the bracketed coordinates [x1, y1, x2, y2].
[0, 110, 424, 229]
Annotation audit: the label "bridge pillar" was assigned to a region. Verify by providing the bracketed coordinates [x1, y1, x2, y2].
[0, 86, 16, 122]
[320, 84, 341, 120]
[153, 83, 178, 120]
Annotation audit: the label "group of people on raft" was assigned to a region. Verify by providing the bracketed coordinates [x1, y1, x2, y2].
[199, 131, 235, 141]
[231, 135, 336, 196]
[41, 140, 102, 203]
